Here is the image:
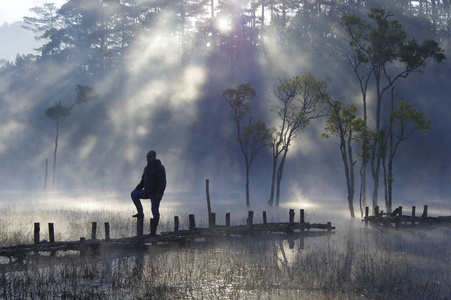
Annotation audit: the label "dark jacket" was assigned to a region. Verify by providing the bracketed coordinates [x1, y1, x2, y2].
[135, 159, 166, 198]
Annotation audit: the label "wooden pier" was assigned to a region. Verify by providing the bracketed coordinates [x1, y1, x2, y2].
[0, 209, 335, 265]
[363, 205, 451, 227]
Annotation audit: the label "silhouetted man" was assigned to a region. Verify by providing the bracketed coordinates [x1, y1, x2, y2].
[131, 150, 166, 235]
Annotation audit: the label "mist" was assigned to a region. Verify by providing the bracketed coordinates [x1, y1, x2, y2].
[0, 0, 450, 217]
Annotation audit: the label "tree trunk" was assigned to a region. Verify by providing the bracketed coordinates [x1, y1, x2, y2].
[372, 70, 383, 209]
[245, 159, 250, 207]
[386, 87, 395, 213]
[268, 150, 278, 206]
[359, 162, 367, 215]
[275, 149, 288, 206]
[343, 135, 355, 218]
[339, 132, 355, 218]
[52, 124, 60, 189]
[44, 158, 48, 190]
[210, 0, 214, 18]
[382, 155, 390, 212]
[387, 156, 393, 213]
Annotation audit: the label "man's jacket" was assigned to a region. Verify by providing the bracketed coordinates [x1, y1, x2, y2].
[135, 159, 166, 198]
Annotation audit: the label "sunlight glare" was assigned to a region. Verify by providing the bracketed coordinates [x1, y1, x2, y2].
[282, 185, 319, 210]
[78, 135, 97, 160]
[0, 120, 25, 155]
[127, 11, 182, 75]
[214, 17, 232, 34]
[173, 66, 206, 104]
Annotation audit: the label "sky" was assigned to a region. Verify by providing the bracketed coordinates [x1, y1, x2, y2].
[0, 0, 66, 24]
[0, 1, 66, 60]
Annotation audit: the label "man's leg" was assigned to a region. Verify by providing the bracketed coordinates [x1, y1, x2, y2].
[150, 196, 161, 235]
[131, 190, 149, 217]
[149, 196, 161, 219]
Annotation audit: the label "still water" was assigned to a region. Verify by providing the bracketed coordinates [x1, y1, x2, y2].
[0, 189, 450, 299]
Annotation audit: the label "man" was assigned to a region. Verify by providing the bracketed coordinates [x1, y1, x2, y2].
[131, 150, 166, 235]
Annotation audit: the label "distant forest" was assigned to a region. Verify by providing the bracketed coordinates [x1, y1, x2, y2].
[1, 0, 449, 79]
[0, 0, 449, 215]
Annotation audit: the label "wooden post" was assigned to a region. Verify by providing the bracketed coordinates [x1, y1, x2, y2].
[34, 223, 40, 244]
[137, 216, 144, 236]
[48, 223, 55, 243]
[91, 222, 97, 240]
[206, 179, 212, 225]
[411, 206, 416, 225]
[189, 214, 196, 230]
[247, 211, 254, 226]
[327, 222, 332, 232]
[104, 222, 110, 240]
[365, 207, 369, 226]
[225, 212, 231, 227]
[48, 223, 56, 257]
[209, 213, 216, 227]
[80, 237, 86, 256]
[174, 216, 179, 231]
[263, 211, 267, 224]
[300, 209, 305, 232]
[396, 206, 402, 227]
[375, 206, 379, 217]
[289, 209, 295, 224]
[288, 238, 295, 249]
[287, 209, 295, 235]
[422, 205, 428, 217]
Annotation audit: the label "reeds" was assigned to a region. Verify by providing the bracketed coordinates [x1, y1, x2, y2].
[0, 207, 450, 299]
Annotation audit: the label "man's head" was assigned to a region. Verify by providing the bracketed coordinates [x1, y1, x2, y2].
[147, 150, 156, 164]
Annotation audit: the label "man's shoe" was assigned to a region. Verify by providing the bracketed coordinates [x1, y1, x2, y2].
[132, 213, 144, 217]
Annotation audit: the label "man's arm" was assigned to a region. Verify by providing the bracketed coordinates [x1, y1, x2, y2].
[134, 170, 145, 191]
[156, 165, 166, 199]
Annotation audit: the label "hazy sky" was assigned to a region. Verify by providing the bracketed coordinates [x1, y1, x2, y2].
[0, 1, 66, 60]
[0, 0, 66, 24]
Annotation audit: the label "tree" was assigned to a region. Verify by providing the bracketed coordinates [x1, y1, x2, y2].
[45, 85, 100, 189]
[222, 82, 269, 206]
[341, 7, 445, 211]
[381, 90, 431, 212]
[22, 3, 61, 40]
[268, 73, 328, 206]
[323, 100, 360, 218]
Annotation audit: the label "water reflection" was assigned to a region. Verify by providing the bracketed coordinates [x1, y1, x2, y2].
[0, 189, 450, 298]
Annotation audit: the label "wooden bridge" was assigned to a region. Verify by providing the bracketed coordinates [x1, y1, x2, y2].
[0, 208, 335, 265]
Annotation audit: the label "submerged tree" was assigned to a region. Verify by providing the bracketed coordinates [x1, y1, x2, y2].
[323, 100, 360, 218]
[45, 85, 100, 189]
[222, 82, 269, 207]
[268, 73, 329, 206]
[341, 7, 445, 211]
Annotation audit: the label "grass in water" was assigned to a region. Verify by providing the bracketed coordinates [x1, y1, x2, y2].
[0, 205, 450, 299]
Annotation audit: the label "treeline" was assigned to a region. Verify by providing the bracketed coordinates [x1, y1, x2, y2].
[0, 0, 448, 217]
[0, 0, 448, 76]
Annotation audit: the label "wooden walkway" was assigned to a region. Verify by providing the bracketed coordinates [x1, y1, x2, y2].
[363, 205, 451, 227]
[0, 209, 335, 265]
